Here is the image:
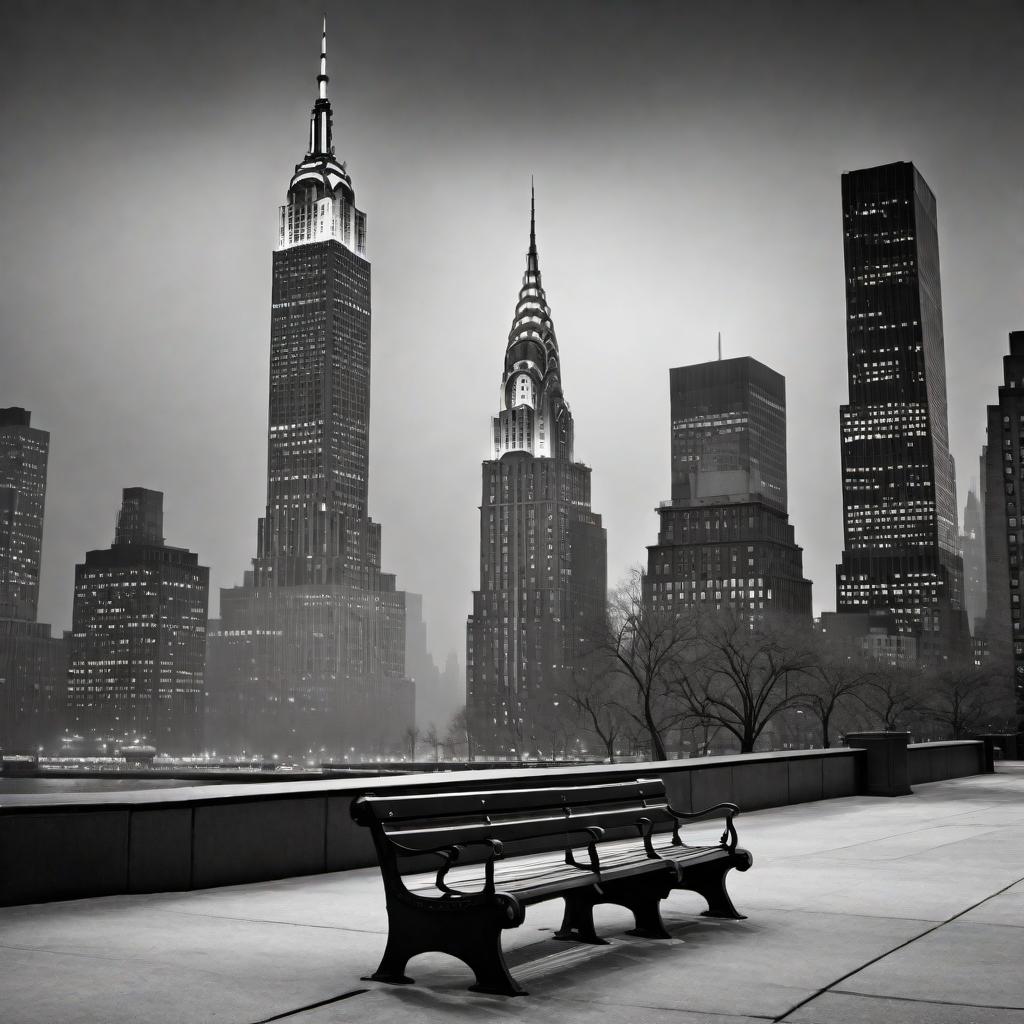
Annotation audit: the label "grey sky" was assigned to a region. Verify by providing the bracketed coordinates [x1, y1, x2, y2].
[2, 0, 1022, 666]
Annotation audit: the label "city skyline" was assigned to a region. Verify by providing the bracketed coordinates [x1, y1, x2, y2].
[2, 1, 1023, 666]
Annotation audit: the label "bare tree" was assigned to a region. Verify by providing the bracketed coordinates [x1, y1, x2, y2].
[402, 725, 420, 762]
[444, 706, 471, 761]
[562, 659, 629, 762]
[859, 663, 925, 732]
[798, 635, 878, 748]
[424, 722, 442, 762]
[680, 609, 816, 753]
[593, 568, 701, 761]
[919, 659, 1016, 739]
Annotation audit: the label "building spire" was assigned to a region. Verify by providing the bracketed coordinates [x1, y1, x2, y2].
[307, 16, 332, 157]
[318, 15, 328, 100]
[527, 178, 539, 273]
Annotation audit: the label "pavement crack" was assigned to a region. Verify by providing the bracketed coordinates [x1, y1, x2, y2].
[828, 988, 1024, 1012]
[770, 871, 1024, 1023]
[249, 989, 368, 1023]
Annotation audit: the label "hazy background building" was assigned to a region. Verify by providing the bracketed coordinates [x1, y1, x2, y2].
[834, 161, 967, 660]
[208, 26, 412, 760]
[961, 486, 986, 634]
[67, 488, 209, 754]
[982, 331, 1024, 727]
[467, 195, 607, 758]
[0, 407, 66, 753]
[646, 357, 811, 620]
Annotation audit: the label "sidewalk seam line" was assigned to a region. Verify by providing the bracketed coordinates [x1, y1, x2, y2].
[770, 872, 1024, 1023]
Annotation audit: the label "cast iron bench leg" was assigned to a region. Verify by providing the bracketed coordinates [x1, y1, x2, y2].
[367, 899, 526, 997]
[554, 890, 609, 945]
[595, 873, 675, 939]
[680, 853, 751, 920]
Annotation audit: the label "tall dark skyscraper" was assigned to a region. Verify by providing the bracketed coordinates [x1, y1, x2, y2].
[209, 24, 411, 758]
[982, 331, 1024, 728]
[646, 357, 811, 619]
[466, 193, 607, 758]
[0, 408, 48, 622]
[835, 161, 966, 658]
[0, 407, 66, 752]
[67, 488, 209, 754]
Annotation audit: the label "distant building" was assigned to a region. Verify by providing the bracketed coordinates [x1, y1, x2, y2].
[834, 161, 967, 659]
[961, 486, 986, 634]
[466, 190, 607, 758]
[646, 357, 811, 620]
[0, 407, 48, 622]
[208, 23, 412, 759]
[67, 488, 209, 754]
[0, 618, 67, 752]
[0, 407, 66, 752]
[982, 331, 1024, 727]
[405, 594, 456, 732]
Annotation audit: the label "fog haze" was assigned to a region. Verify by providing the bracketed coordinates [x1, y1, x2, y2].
[2, 0, 1022, 666]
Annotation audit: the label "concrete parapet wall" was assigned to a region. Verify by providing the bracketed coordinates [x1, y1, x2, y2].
[0, 742, 983, 907]
[908, 740, 987, 785]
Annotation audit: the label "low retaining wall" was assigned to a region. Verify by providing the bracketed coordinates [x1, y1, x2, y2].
[0, 741, 985, 907]
[908, 740, 988, 784]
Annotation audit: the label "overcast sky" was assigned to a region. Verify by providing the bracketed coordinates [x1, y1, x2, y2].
[2, 0, 1023, 666]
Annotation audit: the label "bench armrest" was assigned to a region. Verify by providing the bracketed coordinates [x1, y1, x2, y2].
[636, 816, 666, 859]
[565, 825, 604, 873]
[667, 802, 740, 854]
[433, 839, 505, 896]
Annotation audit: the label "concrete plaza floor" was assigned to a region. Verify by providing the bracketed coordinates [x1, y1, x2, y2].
[2, 766, 1023, 1024]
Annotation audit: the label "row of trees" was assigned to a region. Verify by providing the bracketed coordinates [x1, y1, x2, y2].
[561, 569, 1015, 762]
[411, 569, 1015, 764]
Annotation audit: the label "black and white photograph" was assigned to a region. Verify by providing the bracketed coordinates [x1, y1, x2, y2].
[1, 1, 1022, 1021]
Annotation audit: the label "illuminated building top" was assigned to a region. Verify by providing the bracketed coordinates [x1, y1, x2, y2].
[492, 187, 574, 462]
[278, 18, 367, 256]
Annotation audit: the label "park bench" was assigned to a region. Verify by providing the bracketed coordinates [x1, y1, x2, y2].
[351, 776, 753, 995]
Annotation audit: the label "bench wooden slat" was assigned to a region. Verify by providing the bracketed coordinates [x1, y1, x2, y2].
[360, 778, 667, 822]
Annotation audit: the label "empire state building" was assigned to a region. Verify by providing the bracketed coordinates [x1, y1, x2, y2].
[208, 23, 412, 757]
[466, 193, 607, 757]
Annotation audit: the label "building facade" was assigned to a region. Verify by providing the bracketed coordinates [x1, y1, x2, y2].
[835, 161, 967, 658]
[961, 486, 986, 634]
[466, 193, 607, 758]
[67, 488, 209, 754]
[646, 357, 811, 620]
[982, 331, 1024, 728]
[0, 407, 66, 753]
[0, 408, 48, 622]
[208, 24, 411, 759]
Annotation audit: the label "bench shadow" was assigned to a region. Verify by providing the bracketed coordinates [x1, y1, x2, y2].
[366, 908, 750, 1008]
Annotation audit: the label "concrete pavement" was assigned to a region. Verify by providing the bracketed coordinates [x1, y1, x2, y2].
[2, 765, 1022, 1023]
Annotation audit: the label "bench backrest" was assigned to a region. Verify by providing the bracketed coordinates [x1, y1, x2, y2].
[352, 777, 676, 874]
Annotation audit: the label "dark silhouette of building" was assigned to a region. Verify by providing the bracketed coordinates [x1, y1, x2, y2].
[208, 23, 411, 759]
[961, 486, 986, 634]
[67, 488, 209, 754]
[834, 161, 967, 659]
[0, 407, 66, 753]
[982, 331, 1024, 727]
[0, 407, 48, 622]
[466, 191, 607, 758]
[646, 357, 811, 620]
